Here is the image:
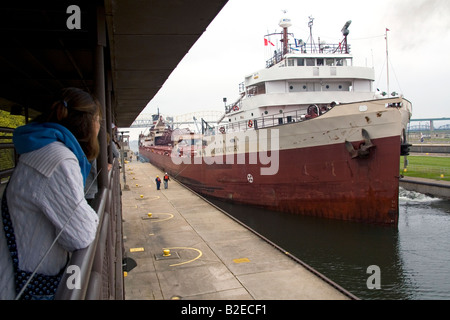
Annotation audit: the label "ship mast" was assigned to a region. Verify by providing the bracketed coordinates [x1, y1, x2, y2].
[385, 28, 390, 96]
[279, 11, 292, 56]
[341, 20, 352, 54]
[308, 16, 315, 53]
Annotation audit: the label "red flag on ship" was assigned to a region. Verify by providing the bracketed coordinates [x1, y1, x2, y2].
[264, 38, 275, 46]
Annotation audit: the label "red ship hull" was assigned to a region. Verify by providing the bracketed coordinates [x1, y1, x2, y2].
[139, 134, 400, 225]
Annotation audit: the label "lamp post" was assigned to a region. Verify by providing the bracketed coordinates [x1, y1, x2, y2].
[223, 97, 227, 113]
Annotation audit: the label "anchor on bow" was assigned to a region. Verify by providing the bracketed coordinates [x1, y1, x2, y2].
[345, 129, 375, 159]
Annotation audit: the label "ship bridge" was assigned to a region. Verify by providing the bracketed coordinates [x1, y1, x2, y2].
[0, 0, 227, 300]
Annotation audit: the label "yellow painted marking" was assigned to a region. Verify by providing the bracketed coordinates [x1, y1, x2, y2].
[148, 213, 174, 223]
[135, 195, 160, 201]
[233, 258, 250, 264]
[163, 247, 203, 267]
[130, 247, 145, 252]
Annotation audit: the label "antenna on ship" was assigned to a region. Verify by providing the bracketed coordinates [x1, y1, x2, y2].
[341, 20, 352, 54]
[279, 10, 292, 56]
[385, 28, 390, 96]
[307, 16, 316, 52]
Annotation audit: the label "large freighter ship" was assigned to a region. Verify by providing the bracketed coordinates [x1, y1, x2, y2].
[139, 17, 412, 225]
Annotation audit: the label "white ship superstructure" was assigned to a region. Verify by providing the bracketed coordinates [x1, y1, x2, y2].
[219, 17, 388, 131]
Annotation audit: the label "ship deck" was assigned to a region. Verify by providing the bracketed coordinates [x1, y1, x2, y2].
[121, 160, 354, 300]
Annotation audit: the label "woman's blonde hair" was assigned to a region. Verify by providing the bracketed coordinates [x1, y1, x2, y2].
[37, 87, 102, 160]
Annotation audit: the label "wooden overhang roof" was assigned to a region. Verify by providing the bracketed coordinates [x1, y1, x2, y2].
[0, 0, 228, 127]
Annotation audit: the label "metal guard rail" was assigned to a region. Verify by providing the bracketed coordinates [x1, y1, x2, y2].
[55, 159, 124, 300]
[214, 107, 313, 136]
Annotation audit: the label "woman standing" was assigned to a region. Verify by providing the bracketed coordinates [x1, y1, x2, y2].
[0, 88, 101, 300]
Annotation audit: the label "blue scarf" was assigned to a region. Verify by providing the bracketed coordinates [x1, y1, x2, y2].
[13, 122, 91, 186]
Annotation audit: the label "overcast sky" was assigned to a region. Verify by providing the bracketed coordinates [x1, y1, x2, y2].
[135, 0, 450, 128]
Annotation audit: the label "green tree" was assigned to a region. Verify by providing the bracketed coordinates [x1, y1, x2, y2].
[0, 109, 27, 128]
[0, 110, 27, 179]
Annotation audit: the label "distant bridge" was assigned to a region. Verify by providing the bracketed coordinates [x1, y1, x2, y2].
[130, 110, 224, 129]
[410, 117, 450, 122]
[408, 118, 450, 132]
[130, 119, 198, 128]
[408, 124, 450, 132]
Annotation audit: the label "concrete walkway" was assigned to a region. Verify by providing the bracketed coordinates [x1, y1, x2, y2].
[121, 160, 351, 300]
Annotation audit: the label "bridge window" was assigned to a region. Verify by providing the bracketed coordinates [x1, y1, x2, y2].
[336, 58, 352, 66]
[297, 58, 304, 66]
[246, 83, 266, 96]
[306, 58, 315, 66]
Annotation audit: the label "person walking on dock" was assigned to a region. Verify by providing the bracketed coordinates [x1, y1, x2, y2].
[163, 172, 170, 189]
[155, 175, 161, 190]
